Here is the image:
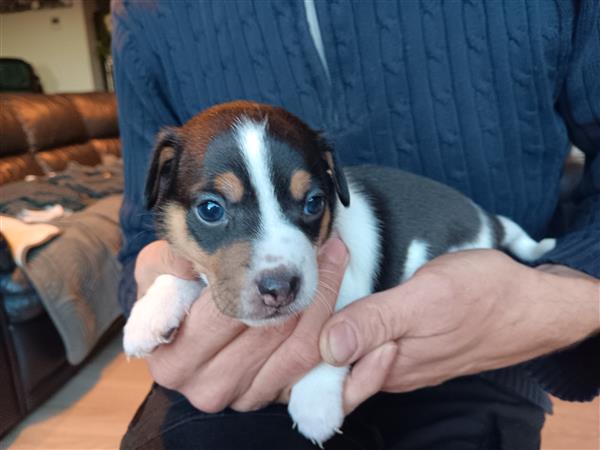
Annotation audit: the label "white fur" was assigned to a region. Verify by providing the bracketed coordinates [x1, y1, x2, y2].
[402, 239, 430, 282]
[286, 193, 556, 444]
[288, 363, 348, 445]
[123, 274, 203, 358]
[231, 131, 383, 443]
[128, 123, 557, 445]
[235, 119, 318, 323]
[446, 209, 556, 262]
[234, 119, 277, 227]
[288, 182, 382, 444]
[498, 215, 556, 261]
[124, 162, 557, 445]
[333, 183, 382, 310]
[448, 208, 495, 253]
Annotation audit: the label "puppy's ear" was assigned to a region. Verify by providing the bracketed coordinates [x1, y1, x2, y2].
[319, 138, 350, 207]
[145, 128, 181, 209]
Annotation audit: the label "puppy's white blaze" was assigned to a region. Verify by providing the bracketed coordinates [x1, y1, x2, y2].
[333, 181, 381, 311]
[402, 239, 430, 282]
[234, 119, 318, 319]
[234, 118, 281, 228]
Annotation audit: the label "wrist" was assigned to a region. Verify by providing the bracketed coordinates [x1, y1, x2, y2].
[534, 265, 600, 351]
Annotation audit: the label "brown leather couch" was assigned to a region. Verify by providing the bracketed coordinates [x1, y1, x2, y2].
[0, 92, 121, 437]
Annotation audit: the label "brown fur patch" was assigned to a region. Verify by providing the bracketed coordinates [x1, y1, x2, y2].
[214, 171, 244, 203]
[290, 169, 311, 201]
[163, 202, 251, 318]
[318, 205, 332, 246]
[163, 203, 210, 273]
[176, 100, 326, 171]
[158, 146, 175, 168]
[212, 242, 252, 317]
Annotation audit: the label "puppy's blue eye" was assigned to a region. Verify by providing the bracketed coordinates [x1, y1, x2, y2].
[196, 200, 225, 223]
[304, 194, 325, 216]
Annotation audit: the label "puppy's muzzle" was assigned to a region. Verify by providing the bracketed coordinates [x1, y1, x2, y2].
[256, 269, 301, 308]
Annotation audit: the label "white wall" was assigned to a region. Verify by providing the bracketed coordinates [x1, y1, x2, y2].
[0, 1, 104, 93]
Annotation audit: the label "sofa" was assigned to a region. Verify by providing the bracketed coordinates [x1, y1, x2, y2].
[0, 92, 123, 437]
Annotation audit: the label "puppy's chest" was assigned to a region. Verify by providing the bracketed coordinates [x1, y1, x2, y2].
[332, 183, 383, 311]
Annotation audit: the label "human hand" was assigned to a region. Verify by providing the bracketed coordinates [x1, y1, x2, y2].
[133, 238, 350, 413]
[319, 249, 600, 413]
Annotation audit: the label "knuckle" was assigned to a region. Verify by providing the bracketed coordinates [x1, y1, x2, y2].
[133, 256, 150, 284]
[160, 244, 177, 269]
[147, 361, 183, 391]
[134, 241, 166, 283]
[361, 301, 396, 345]
[230, 394, 267, 413]
[188, 386, 230, 413]
[286, 335, 320, 371]
[292, 345, 320, 372]
[317, 270, 345, 295]
[319, 265, 344, 284]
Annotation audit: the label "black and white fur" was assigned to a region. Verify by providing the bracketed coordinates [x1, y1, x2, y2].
[123, 101, 556, 446]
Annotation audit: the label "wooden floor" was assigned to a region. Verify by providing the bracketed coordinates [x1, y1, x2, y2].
[2, 333, 599, 449]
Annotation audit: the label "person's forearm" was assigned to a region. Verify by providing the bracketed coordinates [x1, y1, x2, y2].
[536, 264, 600, 350]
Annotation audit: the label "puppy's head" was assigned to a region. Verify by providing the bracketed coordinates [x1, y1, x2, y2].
[146, 101, 349, 325]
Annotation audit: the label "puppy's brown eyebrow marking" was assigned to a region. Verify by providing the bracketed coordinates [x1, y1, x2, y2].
[214, 171, 244, 203]
[290, 169, 311, 201]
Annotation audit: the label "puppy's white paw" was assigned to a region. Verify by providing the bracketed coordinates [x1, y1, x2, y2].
[288, 363, 348, 446]
[123, 274, 203, 358]
[123, 297, 178, 358]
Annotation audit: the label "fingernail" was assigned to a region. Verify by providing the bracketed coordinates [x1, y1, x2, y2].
[319, 237, 349, 266]
[326, 321, 357, 364]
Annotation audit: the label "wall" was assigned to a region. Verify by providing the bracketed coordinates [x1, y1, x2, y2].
[0, 1, 104, 93]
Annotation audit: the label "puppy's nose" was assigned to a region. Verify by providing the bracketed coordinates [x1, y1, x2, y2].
[257, 272, 300, 308]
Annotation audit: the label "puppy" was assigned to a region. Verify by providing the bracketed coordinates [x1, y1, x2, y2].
[123, 100, 556, 445]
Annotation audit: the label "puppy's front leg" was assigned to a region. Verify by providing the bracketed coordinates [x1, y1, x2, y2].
[288, 362, 348, 446]
[123, 274, 203, 358]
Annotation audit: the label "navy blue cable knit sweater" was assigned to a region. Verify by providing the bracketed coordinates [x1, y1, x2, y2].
[112, 0, 599, 409]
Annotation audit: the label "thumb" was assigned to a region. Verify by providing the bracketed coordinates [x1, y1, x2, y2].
[319, 286, 413, 366]
[135, 240, 196, 296]
[309, 236, 349, 315]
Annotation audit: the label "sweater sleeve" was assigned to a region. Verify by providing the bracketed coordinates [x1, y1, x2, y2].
[525, 0, 600, 401]
[112, 3, 178, 316]
[536, 0, 600, 278]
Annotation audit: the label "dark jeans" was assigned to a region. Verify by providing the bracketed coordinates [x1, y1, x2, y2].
[121, 376, 545, 450]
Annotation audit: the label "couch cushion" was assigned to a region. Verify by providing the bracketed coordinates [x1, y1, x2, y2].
[1, 94, 88, 151]
[0, 99, 28, 157]
[36, 143, 101, 172]
[90, 137, 121, 157]
[62, 93, 118, 139]
[0, 154, 44, 185]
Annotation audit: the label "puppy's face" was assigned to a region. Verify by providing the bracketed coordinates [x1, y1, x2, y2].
[146, 101, 349, 325]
